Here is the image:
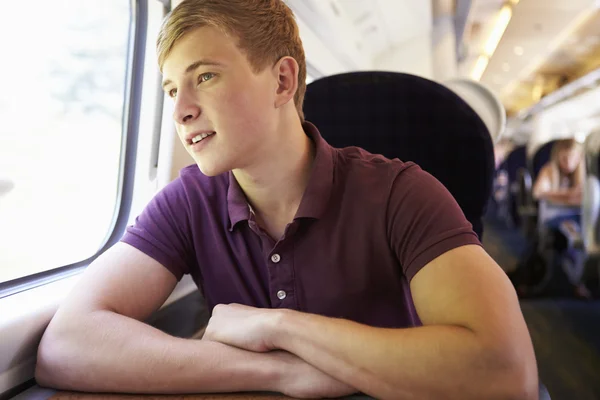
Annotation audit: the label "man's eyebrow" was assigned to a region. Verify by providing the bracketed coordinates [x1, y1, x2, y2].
[162, 59, 224, 89]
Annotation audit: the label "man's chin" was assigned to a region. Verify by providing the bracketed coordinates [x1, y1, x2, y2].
[195, 161, 228, 177]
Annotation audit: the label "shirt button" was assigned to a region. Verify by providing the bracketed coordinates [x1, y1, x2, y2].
[271, 253, 281, 263]
[277, 290, 287, 300]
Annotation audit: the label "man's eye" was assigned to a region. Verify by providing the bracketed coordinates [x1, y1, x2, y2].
[168, 88, 177, 98]
[199, 73, 215, 83]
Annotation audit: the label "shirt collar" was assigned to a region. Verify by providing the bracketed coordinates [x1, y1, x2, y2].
[227, 121, 335, 231]
[227, 172, 252, 231]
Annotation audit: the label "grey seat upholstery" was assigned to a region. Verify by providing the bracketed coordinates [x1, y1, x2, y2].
[582, 130, 600, 284]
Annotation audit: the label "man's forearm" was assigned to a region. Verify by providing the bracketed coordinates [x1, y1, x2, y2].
[273, 310, 537, 400]
[36, 310, 281, 394]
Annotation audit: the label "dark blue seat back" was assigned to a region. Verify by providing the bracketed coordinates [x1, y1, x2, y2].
[532, 140, 558, 180]
[496, 145, 527, 226]
[504, 145, 527, 184]
[303, 71, 495, 238]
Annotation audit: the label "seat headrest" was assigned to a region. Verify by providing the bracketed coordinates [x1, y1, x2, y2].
[443, 79, 507, 144]
[304, 71, 495, 238]
[503, 146, 527, 182]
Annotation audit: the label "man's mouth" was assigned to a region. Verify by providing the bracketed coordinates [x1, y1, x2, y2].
[191, 131, 216, 144]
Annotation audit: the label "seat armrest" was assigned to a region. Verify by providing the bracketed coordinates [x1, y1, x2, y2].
[583, 256, 600, 284]
[518, 205, 538, 217]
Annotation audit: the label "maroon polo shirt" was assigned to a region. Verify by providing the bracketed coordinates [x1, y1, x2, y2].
[121, 122, 481, 328]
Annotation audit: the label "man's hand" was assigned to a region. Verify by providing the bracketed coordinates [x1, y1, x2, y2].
[203, 304, 358, 398]
[203, 303, 281, 352]
[272, 351, 358, 399]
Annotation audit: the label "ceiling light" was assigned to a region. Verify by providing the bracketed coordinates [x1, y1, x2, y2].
[506, 5, 598, 104]
[471, 55, 489, 81]
[484, 5, 513, 57]
[514, 46, 524, 55]
[532, 84, 543, 101]
[471, 3, 516, 83]
[502, 63, 511, 72]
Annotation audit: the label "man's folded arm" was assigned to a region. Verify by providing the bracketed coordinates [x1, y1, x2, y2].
[261, 245, 538, 400]
[36, 242, 353, 396]
[262, 169, 539, 399]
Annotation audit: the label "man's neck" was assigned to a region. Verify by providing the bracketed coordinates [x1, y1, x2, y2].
[232, 120, 316, 236]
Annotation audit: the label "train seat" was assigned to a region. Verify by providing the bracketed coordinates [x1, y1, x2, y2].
[303, 71, 495, 239]
[496, 145, 527, 227]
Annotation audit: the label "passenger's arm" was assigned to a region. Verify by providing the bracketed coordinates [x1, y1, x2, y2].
[538, 189, 582, 206]
[532, 165, 551, 200]
[36, 242, 355, 397]
[533, 165, 582, 205]
[205, 246, 538, 400]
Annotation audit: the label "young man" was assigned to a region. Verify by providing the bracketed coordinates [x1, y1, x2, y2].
[36, 0, 538, 398]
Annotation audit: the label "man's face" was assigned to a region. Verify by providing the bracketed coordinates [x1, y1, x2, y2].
[161, 26, 278, 176]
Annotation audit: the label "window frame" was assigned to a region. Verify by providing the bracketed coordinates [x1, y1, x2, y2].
[0, 0, 150, 299]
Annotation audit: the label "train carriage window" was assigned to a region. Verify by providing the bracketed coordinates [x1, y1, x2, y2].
[0, 0, 131, 284]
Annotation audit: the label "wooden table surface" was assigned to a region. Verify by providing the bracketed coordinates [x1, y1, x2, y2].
[51, 392, 297, 399]
[50, 392, 372, 399]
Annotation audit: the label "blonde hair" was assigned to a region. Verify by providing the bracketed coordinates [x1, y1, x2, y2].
[157, 0, 307, 121]
[549, 138, 584, 189]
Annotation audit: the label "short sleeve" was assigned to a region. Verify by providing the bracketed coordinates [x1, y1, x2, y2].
[121, 178, 193, 280]
[387, 164, 481, 281]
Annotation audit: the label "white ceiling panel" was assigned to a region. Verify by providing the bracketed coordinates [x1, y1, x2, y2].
[337, 0, 432, 60]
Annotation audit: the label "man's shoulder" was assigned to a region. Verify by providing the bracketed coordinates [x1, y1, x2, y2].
[148, 165, 230, 216]
[333, 145, 420, 186]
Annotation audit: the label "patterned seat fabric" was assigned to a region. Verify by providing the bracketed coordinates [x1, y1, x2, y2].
[304, 71, 495, 239]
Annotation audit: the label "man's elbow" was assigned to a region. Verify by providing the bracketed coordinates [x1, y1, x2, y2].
[493, 347, 539, 400]
[504, 367, 539, 400]
[35, 350, 57, 389]
[35, 327, 79, 390]
[36, 334, 63, 388]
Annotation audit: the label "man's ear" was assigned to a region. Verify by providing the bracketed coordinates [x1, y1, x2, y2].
[273, 56, 299, 109]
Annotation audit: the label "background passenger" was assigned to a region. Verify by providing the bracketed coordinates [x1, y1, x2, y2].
[533, 138, 584, 209]
[532, 138, 590, 298]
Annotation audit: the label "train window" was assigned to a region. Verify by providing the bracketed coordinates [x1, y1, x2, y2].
[0, 0, 131, 284]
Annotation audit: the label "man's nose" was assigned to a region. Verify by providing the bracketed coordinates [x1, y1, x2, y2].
[173, 90, 200, 125]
